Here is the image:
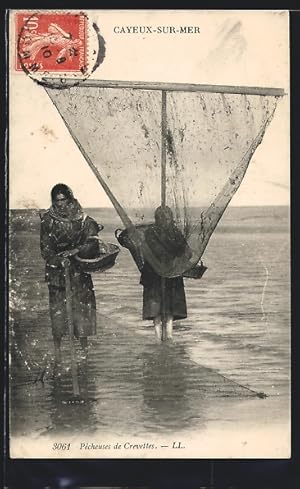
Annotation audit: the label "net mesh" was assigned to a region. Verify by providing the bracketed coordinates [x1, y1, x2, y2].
[45, 85, 279, 277]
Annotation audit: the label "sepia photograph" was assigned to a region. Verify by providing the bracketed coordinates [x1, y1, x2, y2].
[8, 9, 290, 458]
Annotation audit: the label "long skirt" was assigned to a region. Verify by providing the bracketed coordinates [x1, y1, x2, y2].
[48, 272, 96, 340]
[142, 277, 187, 321]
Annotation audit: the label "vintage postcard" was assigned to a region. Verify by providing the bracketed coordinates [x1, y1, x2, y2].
[8, 9, 290, 458]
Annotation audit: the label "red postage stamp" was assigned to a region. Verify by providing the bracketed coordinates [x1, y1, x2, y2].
[15, 12, 88, 74]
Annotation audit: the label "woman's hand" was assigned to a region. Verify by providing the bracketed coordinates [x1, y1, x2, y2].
[58, 248, 79, 258]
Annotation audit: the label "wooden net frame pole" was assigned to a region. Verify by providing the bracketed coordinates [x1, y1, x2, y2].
[44, 78, 285, 97]
[161, 90, 167, 207]
[161, 90, 167, 341]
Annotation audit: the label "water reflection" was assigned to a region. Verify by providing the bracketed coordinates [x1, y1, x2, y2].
[10, 209, 290, 439]
[141, 342, 207, 432]
[46, 359, 99, 434]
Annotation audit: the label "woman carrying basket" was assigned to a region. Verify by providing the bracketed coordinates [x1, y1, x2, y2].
[40, 183, 103, 363]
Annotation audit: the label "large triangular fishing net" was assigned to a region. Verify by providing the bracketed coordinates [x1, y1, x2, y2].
[45, 84, 281, 277]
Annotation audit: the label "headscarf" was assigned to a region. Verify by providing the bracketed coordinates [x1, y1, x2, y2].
[49, 183, 84, 222]
[51, 183, 74, 202]
[145, 206, 187, 260]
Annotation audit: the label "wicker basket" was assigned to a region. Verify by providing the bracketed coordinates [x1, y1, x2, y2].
[74, 243, 120, 273]
[183, 262, 207, 279]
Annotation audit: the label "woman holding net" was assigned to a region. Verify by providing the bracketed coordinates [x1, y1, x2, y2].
[140, 205, 191, 341]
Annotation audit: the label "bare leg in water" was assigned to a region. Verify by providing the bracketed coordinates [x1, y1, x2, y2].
[80, 336, 88, 359]
[166, 314, 173, 339]
[154, 315, 162, 341]
[54, 337, 88, 362]
[154, 315, 173, 341]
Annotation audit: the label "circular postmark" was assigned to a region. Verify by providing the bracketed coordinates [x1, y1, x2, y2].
[16, 11, 106, 89]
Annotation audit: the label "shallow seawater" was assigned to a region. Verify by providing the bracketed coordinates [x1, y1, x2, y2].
[9, 207, 290, 442]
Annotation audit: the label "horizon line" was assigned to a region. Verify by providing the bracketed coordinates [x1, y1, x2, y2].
[10, 204, 290, 211]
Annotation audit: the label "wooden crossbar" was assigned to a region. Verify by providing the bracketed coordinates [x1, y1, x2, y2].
[43, 78, 285, 96]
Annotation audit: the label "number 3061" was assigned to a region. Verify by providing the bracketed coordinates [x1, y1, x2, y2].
[52, 442, 71, 450]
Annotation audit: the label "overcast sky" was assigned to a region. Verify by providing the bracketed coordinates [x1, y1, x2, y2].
[9, 9, 289, 209]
